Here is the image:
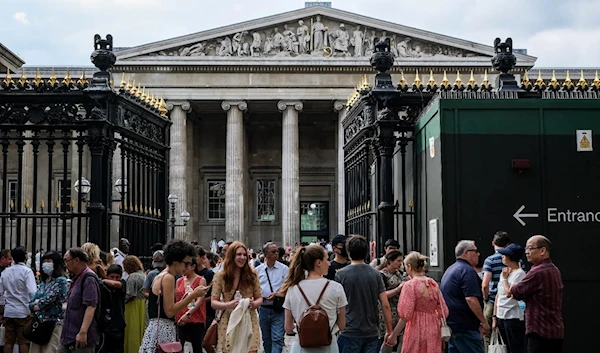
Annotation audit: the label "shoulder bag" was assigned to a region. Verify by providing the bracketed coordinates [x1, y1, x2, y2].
[23, 314, 55, 346]
[155, 275, 182, 353]
[203, 279, 239, 348]
[437, 289, 452, 342]
[265, 268, 285, 312]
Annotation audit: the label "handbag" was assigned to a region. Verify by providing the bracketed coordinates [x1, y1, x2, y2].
[203, 311, 222, 347]
[155, 276, 183, 353]
[265, 269, 284, 312]
[23, 315, 56, 346]
[437, 291, 452, 342]
[488, 328, 508, 353]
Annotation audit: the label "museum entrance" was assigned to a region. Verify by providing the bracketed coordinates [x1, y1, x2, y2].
[300, 201, 329, 244]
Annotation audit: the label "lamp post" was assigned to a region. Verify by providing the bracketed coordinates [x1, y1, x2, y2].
[74, 177, 91, 200]
[168, 194, 191, 239]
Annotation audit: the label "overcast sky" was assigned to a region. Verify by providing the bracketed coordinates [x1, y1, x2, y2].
[2, 0, 599, 67]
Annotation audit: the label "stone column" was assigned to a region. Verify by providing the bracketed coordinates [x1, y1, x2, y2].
[166, 101, 191, 240]
[221, 101, 247, 242]
[278, 101, 303, 247]
[334, 101, 346, 236]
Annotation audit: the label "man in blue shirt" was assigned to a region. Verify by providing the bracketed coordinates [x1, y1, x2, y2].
[481, 231, 510, 348]
[256, 242, 289, 353]
[441, 240, 490, 353]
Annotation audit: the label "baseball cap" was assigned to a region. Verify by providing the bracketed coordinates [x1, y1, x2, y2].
[152, 250, 166, 268]
[497, 243, 523, 260]
[331, 234, 347, 247]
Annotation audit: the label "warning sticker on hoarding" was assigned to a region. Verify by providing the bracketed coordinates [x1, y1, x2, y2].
[429, 137, 435, 158]
[576, 130, 593, 152]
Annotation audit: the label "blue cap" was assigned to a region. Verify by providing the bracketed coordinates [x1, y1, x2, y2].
[497, 243, 523, 260]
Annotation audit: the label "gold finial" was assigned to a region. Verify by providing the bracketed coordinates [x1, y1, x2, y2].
[549, 70, 559, 90]
[134, 204, 139, 213]
[440, 70, 450, 90]
[562, 70, 573, 90]
[158, 96, 168, 116]
[70, 199, 75, 209]
[9, 200, 14, 210]
[118, 202, 122, 210]
[141, 87, 147, 101]
[398, 71, 407, 90]
[3, 68, 13, 86]
[150, 93, 157, 107]
[126, 77, 132, 91]
[130, 80, 137, 95]
[55, 200, 60, 209]
[48, 68, 57, 86]
[129, 203, 133, 212]
[413, 69, 421, 88]
[25, 200, 30, 209]
[34, 68, 42, 86]
[592, 71, 600, 90]
[145, 90, 153, 104]
[19, 70, 28, 86]
[135, 83, 143, 98]
[468, 70, 477, 90]
[427, 70, 436, 87]
[577, 70, 588, 90]
[120, 72, 126, 88]
[40, 199, 45, 209]
[481, 69, 490, 89]
[145, 206, 149, 215]
[63, 69, 72, 86]
[77, 70, 88, 86]
[153, 94, 160, 110]
[521, 70, 532, 90]
[455, 70, 463, 88]
[158, 209, 162, 217]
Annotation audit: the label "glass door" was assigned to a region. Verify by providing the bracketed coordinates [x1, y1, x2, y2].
[300, 201, 329, 244]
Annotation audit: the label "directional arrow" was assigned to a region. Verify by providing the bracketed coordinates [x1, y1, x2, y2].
[513, 205, 539, 226]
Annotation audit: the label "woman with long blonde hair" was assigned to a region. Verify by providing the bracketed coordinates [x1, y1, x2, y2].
[281, 244, 347, 353]
[211, 241, 263, 353]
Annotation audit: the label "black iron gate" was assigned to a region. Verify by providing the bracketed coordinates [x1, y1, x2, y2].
[0, 34, 170, 257]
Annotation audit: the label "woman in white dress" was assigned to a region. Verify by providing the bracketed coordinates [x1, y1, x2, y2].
[281, 244, 348, 353]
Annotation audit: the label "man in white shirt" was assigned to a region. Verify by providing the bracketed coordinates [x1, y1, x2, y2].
[113, 238, 130, 280]
[0, 247, 37, 353]
[256, 242, 289, 353]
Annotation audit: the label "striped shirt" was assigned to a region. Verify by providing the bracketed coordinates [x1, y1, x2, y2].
[511, 258, 564, 339]
[482, 252, 505, 303]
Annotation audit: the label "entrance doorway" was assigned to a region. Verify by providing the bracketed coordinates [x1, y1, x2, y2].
[300, 201, 329, 244]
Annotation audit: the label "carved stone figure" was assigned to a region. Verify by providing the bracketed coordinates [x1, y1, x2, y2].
[232, 31, 249, 56]
[396, 37, 411, 57]
[297, 20, 310, 54]
[351, 26, 365, 57]
[364, 30, 376, 57]
[330, 23, 350, 55]
[251, 32, 262, 57]
[312, 15, 327, 51]
[282, 25, 297, 53]
[390, 35, 399, 57]
[273, 27, 285, 52]
[264, 36, 274, 55]
[179, 42, 209, 56]
[217, 36, 233, 56]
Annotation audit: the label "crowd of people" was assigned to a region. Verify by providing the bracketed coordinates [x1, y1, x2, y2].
[0, 231, 563, 353]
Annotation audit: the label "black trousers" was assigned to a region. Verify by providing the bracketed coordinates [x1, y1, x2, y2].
[526, 333, 563, 353]
[498, 318, 525, 353]
[97, 330, 124, 353]
[178, 322, 205, 353]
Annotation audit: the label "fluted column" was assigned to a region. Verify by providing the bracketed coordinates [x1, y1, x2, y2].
[334, 101, 346, 236]
[222, 101, 247, 242]
[167, 101, 191, 240]
[278, 101, 303, 247]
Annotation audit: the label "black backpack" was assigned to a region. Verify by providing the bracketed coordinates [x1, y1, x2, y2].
[80, 272, 113, 333]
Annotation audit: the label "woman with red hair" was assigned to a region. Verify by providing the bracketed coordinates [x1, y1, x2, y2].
[211, 241, 263, 353]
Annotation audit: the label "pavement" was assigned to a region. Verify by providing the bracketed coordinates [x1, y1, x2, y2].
[187, 334, 295, 353]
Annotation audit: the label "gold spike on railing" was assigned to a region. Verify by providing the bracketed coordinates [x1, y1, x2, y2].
[77, 70, 88, 86]
[159, 96, 168, 116]
[48, 68, 57, 86]
[130, 80, 137, 95]
[135, 83, 143, 98]
[134, 204, 139, 213]
[549, 70, 559, 90]
[413, 69, 421, 88]
[34, 68, 42, 86]
[55, 200, 60, 209]
[70, 199, 75, 209]
[63, 69, 72, 86]
[150, 94, 157, 107]
[126, 77, 133, 91]
[468, 70, 477, 90]
[141, 87, 147, 101]
[427, 70, 436, 88]
[120, 72, 126, 88]
[25, 200, 30, 209]
[40, 199, 45, 209]
[158, 209, 162, 218]
[521, 70, 531, 90]
[398, 71, 407, 90]
[577, 70, 588, 90]
[481, 70, 490, 90]
[9, 200, 14, 210]
[562, 71, 573, 90]
[440, 70, 450, 90]
[592, 71, 600, 90]
[3, 68, 13, 86]
[119, 202, 122, 210]
[19, 70, 28, 86]
[454, 70, 463, 88]
[534, 70, 545, 90]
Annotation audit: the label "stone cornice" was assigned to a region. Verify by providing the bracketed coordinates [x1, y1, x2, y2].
[115, 6, 536, 63]
[0, 43, 25, 72]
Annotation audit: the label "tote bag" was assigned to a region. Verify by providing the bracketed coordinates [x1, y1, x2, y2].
[488, 328, 507, 353]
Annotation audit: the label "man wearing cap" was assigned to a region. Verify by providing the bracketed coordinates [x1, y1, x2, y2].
[492, 243, 526, 353]
[511, 235, 564, 353]
[370, 239, 401, 270]
[325, 235, 349, 280]
[143, 250, 166, 299]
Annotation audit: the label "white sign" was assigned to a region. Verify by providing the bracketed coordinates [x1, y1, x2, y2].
[514, 204, 600, 226]
[429, 219, 439, 266]
[576, 130, 593, 152]
[429, 137, 435, 158]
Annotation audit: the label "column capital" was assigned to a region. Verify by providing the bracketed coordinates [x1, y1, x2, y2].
[277, 100, 303, 112]
[221, 101, 247, 112]
[333, 100, 346, 112]
[166, 100, 192, 112]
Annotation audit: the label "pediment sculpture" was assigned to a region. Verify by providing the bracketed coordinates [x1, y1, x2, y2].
[148, 15, 481, 59]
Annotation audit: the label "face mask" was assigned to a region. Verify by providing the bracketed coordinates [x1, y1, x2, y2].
[340, 247, 348, 259]
[42, 262, 54, 275]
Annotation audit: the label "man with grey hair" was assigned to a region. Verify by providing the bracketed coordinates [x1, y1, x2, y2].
[441, 240, 490, 353]
[256, 242, 289, 353]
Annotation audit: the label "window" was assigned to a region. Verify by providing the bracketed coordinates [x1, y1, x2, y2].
[8, 180, 17, 210]
[256, 179, 276, 221]
[207, 180, 226, 220]
[59, 179, 72, 212]
[300, 202, 328, 231]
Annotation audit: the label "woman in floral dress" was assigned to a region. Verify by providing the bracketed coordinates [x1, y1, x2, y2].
[378, 250, 406, 353]
[211, 241, 263, 353]
[388, 251, 448, 353]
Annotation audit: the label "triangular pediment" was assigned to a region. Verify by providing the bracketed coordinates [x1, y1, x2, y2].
[115, 6, 536, 66]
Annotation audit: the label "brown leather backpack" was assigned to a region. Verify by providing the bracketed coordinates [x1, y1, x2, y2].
[297, 280, 332, 348]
